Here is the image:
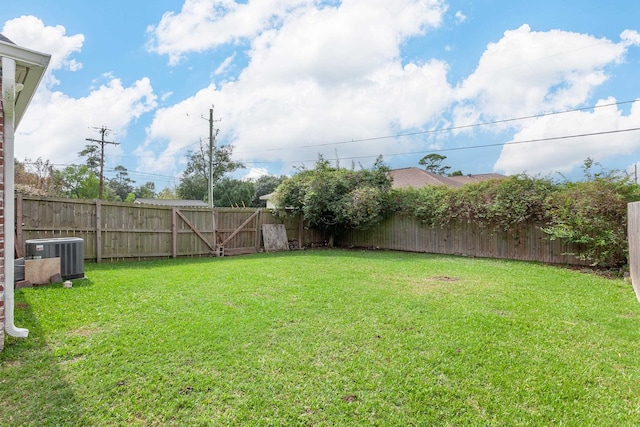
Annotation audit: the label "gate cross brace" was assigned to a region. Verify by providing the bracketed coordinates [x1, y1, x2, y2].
[219, 209, 260, 247]
[175, 209, 216, 252]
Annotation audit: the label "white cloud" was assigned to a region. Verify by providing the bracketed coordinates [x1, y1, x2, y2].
[148, 0, 446, 66]
[453, 24, 628, 124]
[493, 98, 640, 175]
[621, 29, 640, 47]
[454, 10, 466, 23]
[17, 78, 157, 165]
[147, 0, 315, 65]
[2, 16, 84, 79]
[4, 17, 158, 166]
[242, 167, 270, 181]
[139, 1, 450, 174]
[215, 53, 237, 75]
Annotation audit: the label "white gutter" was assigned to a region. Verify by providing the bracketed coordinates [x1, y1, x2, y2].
[2, 56, 28, 338]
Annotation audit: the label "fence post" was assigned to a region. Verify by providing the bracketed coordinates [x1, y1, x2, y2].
[212, 208, 218, 246]
[95, 199, 102, 263]
[172, 207, 177, 259]
[255, 209, 262, 252]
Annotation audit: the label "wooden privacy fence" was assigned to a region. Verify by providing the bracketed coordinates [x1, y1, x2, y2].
[337, 214, 591, 266]
[14, 195, 327, 262]
[15, 195, 595, 266]
[627, 202, 640, 302]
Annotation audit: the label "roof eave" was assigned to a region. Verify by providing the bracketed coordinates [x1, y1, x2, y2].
[0, 39, 51, 128]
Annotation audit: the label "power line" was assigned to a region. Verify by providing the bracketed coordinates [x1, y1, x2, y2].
[240, 126, 640, 165]
[235, 98, 639, 154]
[426, 127, 640, 154]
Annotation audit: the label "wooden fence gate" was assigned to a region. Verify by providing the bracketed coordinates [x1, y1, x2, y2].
[215, 209, 262, 256]
[15, 196, 328, 262]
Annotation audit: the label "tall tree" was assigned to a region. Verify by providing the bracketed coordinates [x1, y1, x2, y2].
[59, 165, 100, 199]
[108, 165, 135, 201]
[419, 153, 450, 175]
[213, 178, 255, 207]
[177, 144, 243, 203]
[157, 186, 178, 200]
[252, 175, 287, 207]
[79, 144, 101, 174]
[134, 181, 156, 199]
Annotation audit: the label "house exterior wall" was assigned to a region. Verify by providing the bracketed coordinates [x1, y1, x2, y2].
[1, 77, 5, 351]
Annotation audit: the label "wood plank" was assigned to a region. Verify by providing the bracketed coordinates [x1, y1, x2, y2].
[175, 209, 215, 252]
[172, 208, 177, 258]
[628, 202, 640, 302]
[262, 224, 289, 252]
[220, 210, 260, 246]
[25, 257, 61, 285]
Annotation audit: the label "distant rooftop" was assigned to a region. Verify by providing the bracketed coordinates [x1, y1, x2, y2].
[389, 167, 463, 189]
[389, 168, 506, 189]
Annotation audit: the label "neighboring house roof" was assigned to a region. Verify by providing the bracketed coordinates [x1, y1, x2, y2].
[389, 167, 506, 189]
[259, 193, 274, 201]
[0, 33, 51, 128]
[389, 167, 463, 189]
[134, 198, 209, 207]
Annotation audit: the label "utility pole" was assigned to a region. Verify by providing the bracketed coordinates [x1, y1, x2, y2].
[86, 126, 119, 200]
[204, 107, 220, 208]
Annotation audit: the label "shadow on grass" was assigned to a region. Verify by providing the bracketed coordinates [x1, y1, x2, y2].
[0, 286, 88, 425]
[84, 255, 219, 272]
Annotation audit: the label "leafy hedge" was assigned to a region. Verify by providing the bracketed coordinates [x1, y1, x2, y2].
[274, 157, 392, 240]
[274, 157, 640, 267]
[390, 174, 640, 268]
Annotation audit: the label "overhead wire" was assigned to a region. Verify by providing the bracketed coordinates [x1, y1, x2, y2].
[239, 126, 640, 165]
[234, 98, 639, 154]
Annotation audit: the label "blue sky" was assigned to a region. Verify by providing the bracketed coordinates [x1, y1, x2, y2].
[2, 0, 640, 191]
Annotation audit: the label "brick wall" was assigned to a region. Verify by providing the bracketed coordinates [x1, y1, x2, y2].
[0, 77, 4, 351]
[1, 77, 5, 351]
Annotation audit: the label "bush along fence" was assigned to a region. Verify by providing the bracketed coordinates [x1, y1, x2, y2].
[15, 169, 636, 268]
[14, 195, 328, 262]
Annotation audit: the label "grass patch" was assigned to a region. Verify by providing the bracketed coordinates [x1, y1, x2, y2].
[2, 250, 640, 425]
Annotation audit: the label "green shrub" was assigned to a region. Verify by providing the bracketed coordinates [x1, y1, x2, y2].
[394, 173, 640, 267]
[544, 176, 640, 267]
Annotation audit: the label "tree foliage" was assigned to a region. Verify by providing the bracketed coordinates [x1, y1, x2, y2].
[274, 156, 393, 239]
[134, 182, 156, 199]
[79, 144, 101, 174]
[213, 178, 255, 207]
[15, 158, 63, 196]
[418, 153, 451, 175]
[58, 165, 101, 199]
[108, 165, 135, 201]
[543, 174, 640, 267]
[391, 163, 640, 267]
[252, 175, 287, 207]
[177, 144, 243, 203]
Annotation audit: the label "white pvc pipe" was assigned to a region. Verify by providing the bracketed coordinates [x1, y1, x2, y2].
[2, 56, 28, 337]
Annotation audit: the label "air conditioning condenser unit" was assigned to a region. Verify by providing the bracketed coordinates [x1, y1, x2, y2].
[25, 237, 85, 280]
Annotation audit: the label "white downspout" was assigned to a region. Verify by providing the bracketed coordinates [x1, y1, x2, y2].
[2, 56, 28, 338]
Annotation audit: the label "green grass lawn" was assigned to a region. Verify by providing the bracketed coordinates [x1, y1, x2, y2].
[1, 250, 639, 426]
